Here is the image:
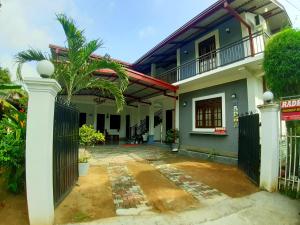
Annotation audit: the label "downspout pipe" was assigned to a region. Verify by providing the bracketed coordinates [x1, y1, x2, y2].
[223, 1, 255, 56]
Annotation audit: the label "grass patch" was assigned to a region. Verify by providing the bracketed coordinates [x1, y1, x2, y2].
[279, 187, 300, 199]
[72, 211, 91, 222]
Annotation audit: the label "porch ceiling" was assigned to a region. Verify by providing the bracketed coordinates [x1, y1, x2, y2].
[88, 68, 178, 106]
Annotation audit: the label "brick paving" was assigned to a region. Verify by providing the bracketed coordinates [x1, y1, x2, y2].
[90, 145, 228, 210]
[106, 162, 151, 215]
[150, 160, 228, 205]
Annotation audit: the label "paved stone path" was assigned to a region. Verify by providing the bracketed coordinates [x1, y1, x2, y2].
[150, 160, 228, 205]
[91, 146, 227, 211]
[106, 163, 151, 215]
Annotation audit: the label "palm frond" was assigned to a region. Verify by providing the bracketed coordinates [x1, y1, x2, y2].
[15, 48, 49, 64]
[56, 13, 85, 54]
[74, 59, 129, 94]
[87, 78, 126, 112]
[15, 49, 49, 80]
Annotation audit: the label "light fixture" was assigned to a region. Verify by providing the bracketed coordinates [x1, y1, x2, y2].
[183, 50, 189, 54]
[36, 60, 55, 78]
[183, 101, 187, 107]
[231, 93, 237, 99]
[94, 97, 106, 105]
[264, 7, 268, 13]
[263, 91, 274, 104]
[226, 28, 230, 33]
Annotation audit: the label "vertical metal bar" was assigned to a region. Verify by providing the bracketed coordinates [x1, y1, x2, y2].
[292, 129, 297, 190]
[288, 128, 292, 189]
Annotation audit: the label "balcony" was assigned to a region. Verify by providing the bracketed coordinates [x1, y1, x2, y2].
[156, 32, 269, 84]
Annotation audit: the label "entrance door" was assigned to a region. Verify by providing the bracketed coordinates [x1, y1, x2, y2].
[79, 113, 86, 128]
[97, 114, 105, 133]
[126, 115, 130, 139]
[198, 36, 217, 72]
[238, 113, 261, 185]
[166, 110, 173, 134]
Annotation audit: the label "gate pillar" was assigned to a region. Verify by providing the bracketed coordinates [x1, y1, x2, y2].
[25, 77, 61, 225]
[258, 103, 280, 192]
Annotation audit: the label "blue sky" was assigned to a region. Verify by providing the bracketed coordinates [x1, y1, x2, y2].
[0, 0, 299, 77]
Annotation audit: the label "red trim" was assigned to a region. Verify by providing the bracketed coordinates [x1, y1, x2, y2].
[125, 68, 178, 92]
[49, 44, 133, 67]
[95, 68, 178, 92]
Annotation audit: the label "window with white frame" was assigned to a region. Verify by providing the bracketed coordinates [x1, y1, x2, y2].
[192, 93, 226, 132]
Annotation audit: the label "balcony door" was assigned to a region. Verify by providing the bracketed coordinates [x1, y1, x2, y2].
[198, 35, 217, 73]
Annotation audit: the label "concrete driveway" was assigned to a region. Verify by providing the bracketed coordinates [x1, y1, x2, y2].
[55, 145, 300, 225]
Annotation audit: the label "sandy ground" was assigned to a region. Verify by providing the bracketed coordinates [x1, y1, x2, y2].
[55, 166, 116, 224]
[128, 161, 200, 212]
[165, 157, 258, 198]
[0, 178, 29, 225]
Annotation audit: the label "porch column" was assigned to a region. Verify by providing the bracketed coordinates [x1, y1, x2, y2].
[175, 98, 179, 130]
[25, 77, 61, 225]
[258, 103, 280, 192]
[148, 105, 155, 143]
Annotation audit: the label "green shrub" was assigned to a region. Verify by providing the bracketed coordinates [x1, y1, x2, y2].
[165, 129, 179, 144]
[79, 125, 105, 163]
[0, 103, 26, 193]
[79, 124, 105, 148]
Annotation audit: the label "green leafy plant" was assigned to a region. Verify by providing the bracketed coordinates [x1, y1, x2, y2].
[15, 14, 129, 110]
[165, 129, 179, 144]
[79, 125, 105, 163]
[263, 28, 300, 98]
[0, 67, 11, 84]
[0, 104, 26, 193]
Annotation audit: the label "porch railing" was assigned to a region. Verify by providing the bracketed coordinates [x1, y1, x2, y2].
[156, 31, 269, 84]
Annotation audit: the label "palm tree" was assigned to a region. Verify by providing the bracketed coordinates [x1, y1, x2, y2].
[15, 14, 129, 110]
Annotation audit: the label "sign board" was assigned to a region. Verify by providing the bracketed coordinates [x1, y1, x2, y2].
[280, 98, 300, 121]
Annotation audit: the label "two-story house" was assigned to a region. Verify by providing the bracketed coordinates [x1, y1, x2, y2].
[50, 0, 291, 164]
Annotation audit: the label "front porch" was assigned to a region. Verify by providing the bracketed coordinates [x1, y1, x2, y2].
[72, 94, 176, 144]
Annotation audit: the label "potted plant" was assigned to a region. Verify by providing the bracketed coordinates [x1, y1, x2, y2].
[165, 129, 179, 152]
[79, 125, 105, 176]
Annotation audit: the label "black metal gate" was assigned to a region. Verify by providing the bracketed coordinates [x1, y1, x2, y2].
[238, 113, 261, 185]
[53, 99, 79, 206]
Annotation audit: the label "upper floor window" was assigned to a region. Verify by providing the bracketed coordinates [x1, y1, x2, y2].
[192, 93, 225, 132]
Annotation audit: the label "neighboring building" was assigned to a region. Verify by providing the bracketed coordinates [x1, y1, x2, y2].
[50, 0, 291, 163]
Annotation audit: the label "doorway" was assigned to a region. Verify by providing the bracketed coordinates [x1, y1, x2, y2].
[198, 35, 217, 72]
[97, 114, 105, 133]
[79, 113, 86, 128]
[166, 110, 173, 134]
[126, 115, 130, 139]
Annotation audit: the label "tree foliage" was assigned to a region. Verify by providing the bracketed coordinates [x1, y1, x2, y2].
[263, 28, 300, 98]
[0, 97, 27, 193]
[15, 14, 129, 110]
[0, 67, 11, 84]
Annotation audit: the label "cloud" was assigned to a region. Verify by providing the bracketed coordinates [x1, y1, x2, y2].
[0, 0, 91, 79]
[138, 26, 157, 39]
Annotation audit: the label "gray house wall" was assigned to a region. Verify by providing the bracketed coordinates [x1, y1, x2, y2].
[179, 79, 248, 158]
[176, 18, 243, 79]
